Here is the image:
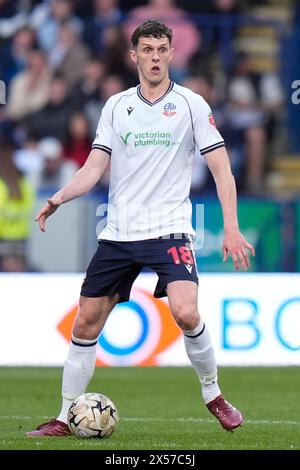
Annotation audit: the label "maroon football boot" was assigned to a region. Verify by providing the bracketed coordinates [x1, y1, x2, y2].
[207, 395, 243, 431]
[26, 419, 72, 437]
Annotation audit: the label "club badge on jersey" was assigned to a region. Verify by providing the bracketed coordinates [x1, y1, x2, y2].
[163, 102, 176, 117]
[208, 112, 216, 128]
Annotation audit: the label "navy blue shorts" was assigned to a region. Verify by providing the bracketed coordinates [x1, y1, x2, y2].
[80, 234, 198, 303]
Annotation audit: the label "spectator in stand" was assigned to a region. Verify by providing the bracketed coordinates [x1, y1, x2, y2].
[84, 74, 125, 136]
[184, 72, 267, 193]
[224, 77, 267, 192]
[83, 0, 123, 54]
[64, 112, 91, 168]
[229, 53, 284, 153]
[0, 26, 37, 85]
[71, 57, 107, 108]
[30, 0, 83, 52]
[124, 0, 200, 83]
[26, 74, 75, 142]
[101, 74, 126, 100]
[223, 53, 281, 191]
[35, 137, 78, 190]
[102, 24, 138, 87]
[0, 133, 35, 265]
[84, 74, 125, 187]
[183, 75, 218, 104]
[6, 48, 51, 122]
[183, 71, 268, 193]
[48, 21, 90, 89]
[13, 131, 44, 188]
[182, 75, 219, 194]
[86, 73, 125, 188]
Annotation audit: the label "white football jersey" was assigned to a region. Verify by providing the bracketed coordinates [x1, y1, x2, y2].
[93, 81, 224, 241]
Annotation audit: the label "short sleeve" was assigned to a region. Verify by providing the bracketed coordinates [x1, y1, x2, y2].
[192, 95, 225, 156]
[91, 99, 113, 155]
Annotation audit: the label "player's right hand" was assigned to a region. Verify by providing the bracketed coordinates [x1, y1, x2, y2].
[35, 197, 62, 232]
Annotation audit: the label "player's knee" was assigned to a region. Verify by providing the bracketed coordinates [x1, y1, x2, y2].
[73, 315, 101, 340]
[171, 303, 199, 330]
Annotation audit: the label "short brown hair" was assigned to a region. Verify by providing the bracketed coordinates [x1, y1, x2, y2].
[131, 19, 173, 47]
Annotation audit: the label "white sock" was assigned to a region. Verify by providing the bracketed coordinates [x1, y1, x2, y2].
[183, 320, 221, 404]
[57, 335, 98, 423]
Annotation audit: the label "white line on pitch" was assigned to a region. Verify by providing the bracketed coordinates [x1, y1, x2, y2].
[122, 417, 300, 426]
[1, 416, 300, 426]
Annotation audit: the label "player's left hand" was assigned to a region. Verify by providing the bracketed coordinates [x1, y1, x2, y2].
[222, 229, 255, 271]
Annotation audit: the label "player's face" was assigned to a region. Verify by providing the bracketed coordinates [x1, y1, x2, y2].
[130, 36, 173, 86]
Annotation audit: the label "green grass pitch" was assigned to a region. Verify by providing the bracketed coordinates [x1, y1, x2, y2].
[0, 367, 299, 450]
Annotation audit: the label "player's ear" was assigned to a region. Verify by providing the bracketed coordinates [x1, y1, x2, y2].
[129, 49, 137, 64]
[169, 47, 174, 63]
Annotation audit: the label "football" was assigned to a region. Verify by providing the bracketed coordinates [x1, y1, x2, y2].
[67, 392, 119, 439]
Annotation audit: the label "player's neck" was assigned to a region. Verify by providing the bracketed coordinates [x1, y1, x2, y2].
[139, 77, 171, 103]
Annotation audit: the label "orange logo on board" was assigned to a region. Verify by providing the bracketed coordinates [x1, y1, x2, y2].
[57, 288, 182, 366]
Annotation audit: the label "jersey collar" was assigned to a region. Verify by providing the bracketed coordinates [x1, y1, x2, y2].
[137, 81, 174, 106]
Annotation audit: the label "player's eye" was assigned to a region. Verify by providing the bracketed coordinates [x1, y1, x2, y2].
[144, 48, 151, 53]
[159, 47, 168, 52]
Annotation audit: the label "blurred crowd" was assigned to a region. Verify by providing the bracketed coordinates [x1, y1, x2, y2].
[0, 0, 294, 271]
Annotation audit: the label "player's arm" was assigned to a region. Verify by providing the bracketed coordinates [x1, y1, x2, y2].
[205, 146, 255, 270]
[35, 148, 109, 232]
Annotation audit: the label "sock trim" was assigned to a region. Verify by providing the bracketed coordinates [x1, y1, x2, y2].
[71, 338, 97, 347]
[184, 323, 205, 338]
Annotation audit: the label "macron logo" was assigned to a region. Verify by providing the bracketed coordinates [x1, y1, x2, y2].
[185, 264, 193, 274]
[120, 132, 132, 146]
[127, 106, 134, 115]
